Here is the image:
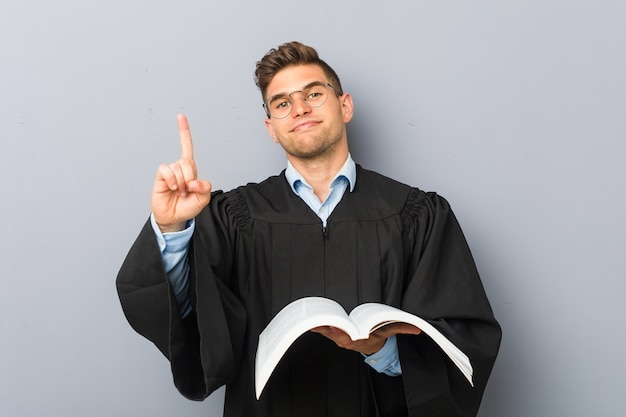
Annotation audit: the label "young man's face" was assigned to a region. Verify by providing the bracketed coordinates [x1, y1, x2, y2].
[264, 64, 353, 161]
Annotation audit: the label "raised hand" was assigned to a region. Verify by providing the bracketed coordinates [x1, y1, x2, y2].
[151, 114, 212, 232]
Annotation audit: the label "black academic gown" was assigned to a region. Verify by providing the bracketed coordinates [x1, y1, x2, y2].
[117, 165, 501, 417]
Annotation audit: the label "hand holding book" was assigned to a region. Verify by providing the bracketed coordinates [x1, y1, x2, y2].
[255, 297, 474, 399]
[311, 322, 422, 355]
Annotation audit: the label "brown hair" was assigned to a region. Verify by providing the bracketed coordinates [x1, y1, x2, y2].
[254, 41, 343, 102]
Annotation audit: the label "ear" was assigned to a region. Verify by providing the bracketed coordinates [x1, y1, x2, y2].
[340, 93, 354, 123]
[265, 117, 280, 143]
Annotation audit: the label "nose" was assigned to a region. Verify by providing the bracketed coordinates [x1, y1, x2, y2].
[289, 91, 311, 117]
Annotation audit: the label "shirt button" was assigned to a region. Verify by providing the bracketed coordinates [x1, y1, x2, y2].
[369, 359, 377, 364]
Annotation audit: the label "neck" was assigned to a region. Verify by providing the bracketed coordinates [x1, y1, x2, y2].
[287, 147, 349, 202]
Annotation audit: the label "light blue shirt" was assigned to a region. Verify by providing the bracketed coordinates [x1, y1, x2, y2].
[284, 156, 355, 227]
[153, 154, 401, 376]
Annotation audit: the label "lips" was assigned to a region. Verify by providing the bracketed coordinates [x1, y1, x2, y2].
[291, 120, 320, 132]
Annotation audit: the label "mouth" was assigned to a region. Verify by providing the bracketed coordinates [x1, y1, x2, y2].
[291, 120, 320, 133]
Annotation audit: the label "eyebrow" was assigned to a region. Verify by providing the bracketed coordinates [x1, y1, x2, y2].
[267, 81, 327, 101]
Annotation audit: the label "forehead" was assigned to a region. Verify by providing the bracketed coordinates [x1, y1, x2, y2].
[266, 64, 328, 97]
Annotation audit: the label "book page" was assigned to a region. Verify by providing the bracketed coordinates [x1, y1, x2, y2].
[349, 303, 474, 386]
[255, 297, 359, 399]
[256, 298, 475, 399]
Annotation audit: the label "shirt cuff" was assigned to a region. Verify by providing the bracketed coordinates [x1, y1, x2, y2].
[150, 213, 195, 253]
[150, 214, 194, 318]
[363, 335, 402, 376]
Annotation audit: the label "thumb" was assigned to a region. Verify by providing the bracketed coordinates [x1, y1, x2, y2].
[188, 179, 212, 202]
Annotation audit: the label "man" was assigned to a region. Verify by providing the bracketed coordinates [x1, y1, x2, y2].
[117, 41, 501, 417]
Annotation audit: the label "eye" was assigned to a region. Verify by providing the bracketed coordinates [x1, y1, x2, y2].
[271, 98, 291, 110]
[306, 88, 325, 101]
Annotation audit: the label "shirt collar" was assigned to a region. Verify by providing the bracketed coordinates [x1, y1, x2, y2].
[285, 154, 356, 194]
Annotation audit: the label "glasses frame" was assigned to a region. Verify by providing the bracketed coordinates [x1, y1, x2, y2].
[263, 82, 343, 119]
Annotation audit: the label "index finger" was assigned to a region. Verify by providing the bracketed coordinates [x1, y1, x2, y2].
[177, 113, 194, 160]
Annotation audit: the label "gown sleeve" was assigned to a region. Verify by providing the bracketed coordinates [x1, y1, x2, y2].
[398, 189, 502, 417]
[116, 191, 247, 400]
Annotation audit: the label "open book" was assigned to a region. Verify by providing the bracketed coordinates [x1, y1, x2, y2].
[255, 296, 473, 399]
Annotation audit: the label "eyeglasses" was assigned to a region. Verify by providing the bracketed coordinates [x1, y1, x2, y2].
[263, 82, 342, 119]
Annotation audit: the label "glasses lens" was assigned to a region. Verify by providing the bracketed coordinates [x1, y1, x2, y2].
[266, 84, 331, 119]
[303, 84, 329, 108]
[267, 95, 292, 119]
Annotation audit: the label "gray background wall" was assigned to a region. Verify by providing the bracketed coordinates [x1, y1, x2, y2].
[2, 1, 624, 416]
